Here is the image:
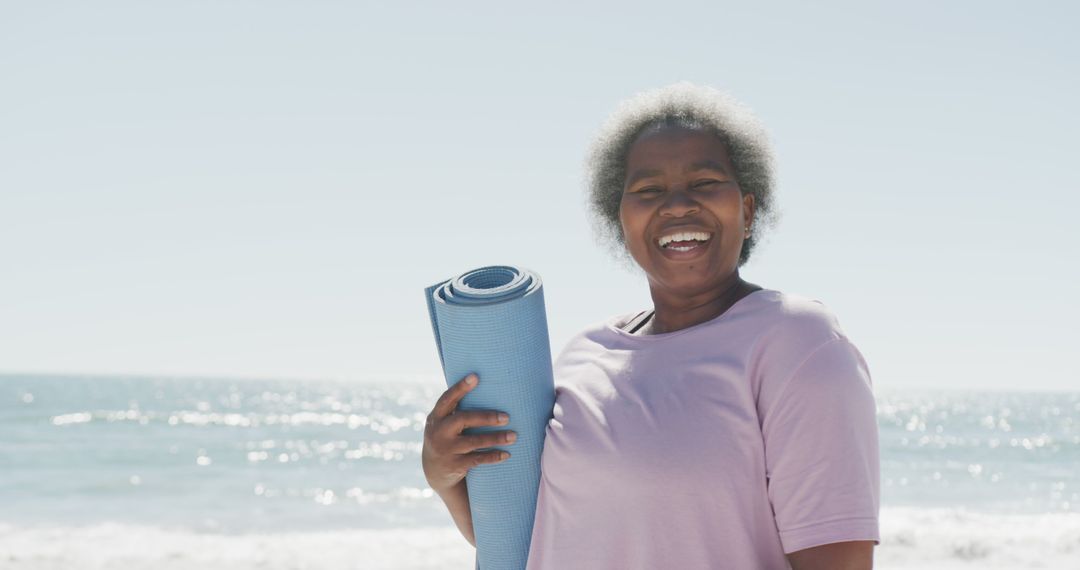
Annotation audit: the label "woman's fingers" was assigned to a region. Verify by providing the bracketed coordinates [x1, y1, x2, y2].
[421, 373, 516, 493]
[452, 430, 517, 454]
[430, 373, 478, 421]
[460, 449, 511, 468]
[424, 372, 513, 464]
[448, 409, 509, 433]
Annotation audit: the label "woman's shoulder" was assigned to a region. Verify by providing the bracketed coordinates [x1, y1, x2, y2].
[559, 288, 850, 351]
[754, 288, 849, 340]
[564, 288, 850, 338]
[549, 308, 656, 370]
[749, 289, 855, 357]
[749, 289, 868, 402]
[671, 286, 851, 344]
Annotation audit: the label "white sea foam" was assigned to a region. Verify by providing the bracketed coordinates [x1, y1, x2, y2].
[877, 507, 1080, 569]
[0, 523, 474, 570]
[2, 508, 1079, 569]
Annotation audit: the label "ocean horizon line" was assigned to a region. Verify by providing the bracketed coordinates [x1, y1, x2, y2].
[0, 370, 1075, 394]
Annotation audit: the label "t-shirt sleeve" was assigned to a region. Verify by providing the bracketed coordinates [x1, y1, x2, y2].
[761, 336, 881, 554]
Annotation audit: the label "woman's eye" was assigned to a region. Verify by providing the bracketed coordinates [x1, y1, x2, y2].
[693, 180, 721, 189]
[636, 187, 661, 194]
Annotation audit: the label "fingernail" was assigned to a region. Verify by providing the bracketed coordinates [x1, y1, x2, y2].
[466, 374, 477, 385]
[498, 413, 509, 423]
[506, 432, 517, 443]
[500, 452, 510, 460]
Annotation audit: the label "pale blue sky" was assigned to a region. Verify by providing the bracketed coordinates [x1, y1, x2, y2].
[1, 1, 1077, 390]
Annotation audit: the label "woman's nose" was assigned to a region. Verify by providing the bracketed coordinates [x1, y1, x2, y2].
[659, 186, 700, 217]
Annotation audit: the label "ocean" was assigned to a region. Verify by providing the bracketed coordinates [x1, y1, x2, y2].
[1, 374, 1078, 569]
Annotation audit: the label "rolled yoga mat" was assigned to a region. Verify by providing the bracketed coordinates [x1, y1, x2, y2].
[424, 265, 555, 570]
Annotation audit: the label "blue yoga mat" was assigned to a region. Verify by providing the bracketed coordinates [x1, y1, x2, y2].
[424, 265, 555, 570]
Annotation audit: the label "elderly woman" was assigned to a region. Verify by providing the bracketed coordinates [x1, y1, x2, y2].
[422, 82, 880, 570]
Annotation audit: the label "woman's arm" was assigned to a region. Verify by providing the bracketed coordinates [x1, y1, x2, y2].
[787, 540, 875, 569]
[437, 480, 477, 547]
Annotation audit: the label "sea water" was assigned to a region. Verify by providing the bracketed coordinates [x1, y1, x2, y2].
[1, 374, 1078, 569]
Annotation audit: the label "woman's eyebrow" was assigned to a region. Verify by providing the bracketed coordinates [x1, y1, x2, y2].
[625, 168, 662, 187]
[686, 159, 730, 175]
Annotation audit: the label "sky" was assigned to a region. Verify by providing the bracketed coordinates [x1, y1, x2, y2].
[1, 1, 1077, 391]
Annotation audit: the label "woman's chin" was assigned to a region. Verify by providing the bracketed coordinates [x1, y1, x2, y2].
[646, 265, 727, 293]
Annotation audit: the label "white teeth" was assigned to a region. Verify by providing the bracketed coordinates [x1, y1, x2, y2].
[657, 231, 711, 248]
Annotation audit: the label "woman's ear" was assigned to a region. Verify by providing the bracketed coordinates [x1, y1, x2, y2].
[742, 193, 756, 230]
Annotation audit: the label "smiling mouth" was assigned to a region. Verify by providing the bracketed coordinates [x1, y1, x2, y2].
[655, 232, 713, 250]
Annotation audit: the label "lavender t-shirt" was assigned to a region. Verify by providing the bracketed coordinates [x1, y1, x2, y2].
[525, 288, 880, 570]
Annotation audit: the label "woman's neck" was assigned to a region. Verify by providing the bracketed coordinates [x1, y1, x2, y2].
[638, 275, 760, 335]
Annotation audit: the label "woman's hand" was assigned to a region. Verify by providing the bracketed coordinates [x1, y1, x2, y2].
[422, 372, 516, 495]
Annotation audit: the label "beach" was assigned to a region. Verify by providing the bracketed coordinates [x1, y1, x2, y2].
[2, 374, 1077, 569]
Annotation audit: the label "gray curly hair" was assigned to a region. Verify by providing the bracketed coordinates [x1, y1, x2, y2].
[584, 81, 780, 271]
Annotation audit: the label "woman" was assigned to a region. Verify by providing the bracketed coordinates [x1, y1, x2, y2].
[422, 82, 880, 570]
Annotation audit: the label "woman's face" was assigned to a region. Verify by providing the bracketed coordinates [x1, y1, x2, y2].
[619, 126, 754, 294]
